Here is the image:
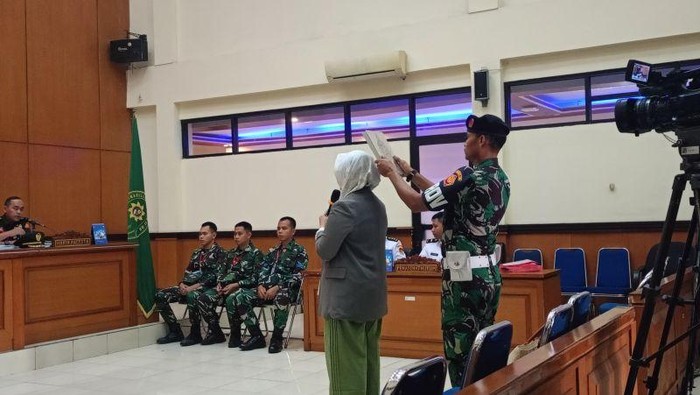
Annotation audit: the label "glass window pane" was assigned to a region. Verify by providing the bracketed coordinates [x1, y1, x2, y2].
[416, 92, 471, 137]
[417, 142, 467, 224]
[591, 72, 640, 121]
[350, 99, 409, 142]
[292, 106, 346, 148]
[187, 119, 232, 156]
[509, 78, 586, 128]
[237, 113, 286, 152]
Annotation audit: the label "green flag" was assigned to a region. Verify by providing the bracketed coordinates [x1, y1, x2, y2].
[128, 114, 157, 318]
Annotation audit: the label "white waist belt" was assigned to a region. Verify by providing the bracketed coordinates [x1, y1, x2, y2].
[442, 253, 497, 270]
[468, 254, 497, 269]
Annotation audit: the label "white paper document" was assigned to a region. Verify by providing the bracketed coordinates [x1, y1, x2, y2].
[363, 131, 405, 176]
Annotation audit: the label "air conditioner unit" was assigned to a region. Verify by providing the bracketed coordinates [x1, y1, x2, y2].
[324, 50, 407, 82]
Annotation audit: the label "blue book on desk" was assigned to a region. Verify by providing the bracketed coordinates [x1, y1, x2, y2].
[385, 249, 394, 272]
[92, 223, 108, 245]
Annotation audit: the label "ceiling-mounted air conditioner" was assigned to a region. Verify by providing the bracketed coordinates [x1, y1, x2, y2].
[324, 50, 407, 83]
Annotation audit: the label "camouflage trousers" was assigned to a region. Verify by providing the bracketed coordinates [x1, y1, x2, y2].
[154, 286, 205, 326]
[442, 265, 502, 387]
[226, 286, 297, 331]
[196, 288, 223, 326]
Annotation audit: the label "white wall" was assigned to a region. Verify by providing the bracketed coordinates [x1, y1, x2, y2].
[128, 0, 700, 231]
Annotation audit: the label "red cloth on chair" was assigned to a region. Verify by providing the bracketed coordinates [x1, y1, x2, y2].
[499, 259, 542, 273]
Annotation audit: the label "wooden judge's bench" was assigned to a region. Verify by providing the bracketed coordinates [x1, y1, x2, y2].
[0, 243, 138, 352]
[303, 268, 560, 358]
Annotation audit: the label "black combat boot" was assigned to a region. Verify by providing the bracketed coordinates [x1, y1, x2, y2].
[239, 325, 266, 351]
[228, 321, 242, 348]
[156, 322, 184, 344]
[268, 327, 284, 354]
[180, 323, 202, 347]
[201, 322, 226, 345]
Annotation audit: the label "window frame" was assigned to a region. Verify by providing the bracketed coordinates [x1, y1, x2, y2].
[505, 58, 700, 131]
[181, 87, 471, 158]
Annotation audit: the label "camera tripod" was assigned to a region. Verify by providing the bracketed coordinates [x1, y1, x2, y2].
[624, 163, 700, 395]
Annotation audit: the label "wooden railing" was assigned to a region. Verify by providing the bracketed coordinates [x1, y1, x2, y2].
[460, 307, 636, 394]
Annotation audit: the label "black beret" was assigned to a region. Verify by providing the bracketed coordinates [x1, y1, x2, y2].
[466, 114, 510, 137]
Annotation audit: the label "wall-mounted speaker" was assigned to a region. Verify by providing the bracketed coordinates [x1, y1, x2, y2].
[109, 35, 148, 63]
[474, 69, 489, 101]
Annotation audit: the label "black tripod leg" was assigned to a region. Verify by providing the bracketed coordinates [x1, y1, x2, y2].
[680, 181, 700, 394]
[645, 209, 696, 395]
[625, 173, 688, 395]
[679, 271, 700, 394]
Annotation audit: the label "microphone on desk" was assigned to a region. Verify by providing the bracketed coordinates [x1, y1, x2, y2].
[21, 217, 46, 228]
[325, 189, 341, 216]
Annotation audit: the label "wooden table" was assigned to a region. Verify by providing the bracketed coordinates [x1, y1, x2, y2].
[303, 268, 560, 358]
[0, 243, 137, 351]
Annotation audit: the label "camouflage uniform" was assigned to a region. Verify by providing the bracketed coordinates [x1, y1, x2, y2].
[0, 215, 29, 244]
[422, 158, 510, 386]
[154, 242, 226, 326]
[197, 243, 263, 328]
[233, 239, 308, 332]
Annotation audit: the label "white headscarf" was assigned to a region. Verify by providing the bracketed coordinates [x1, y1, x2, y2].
[334, 150, 380, 197]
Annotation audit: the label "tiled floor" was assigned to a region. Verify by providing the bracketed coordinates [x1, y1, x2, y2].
[0, 338, 418, 395]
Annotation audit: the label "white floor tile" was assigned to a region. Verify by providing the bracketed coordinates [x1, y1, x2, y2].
[0, 330, 422, 395]
[218, 377, 286, 392]
[73, 334, 108, 361]
[0, 349, 35, 377]
[35, 342, 73, 369]
[0, 382, 60, 395]
[107, 329, 139, 353]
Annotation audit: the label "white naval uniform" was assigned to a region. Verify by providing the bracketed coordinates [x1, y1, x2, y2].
[419, 238, 443, 261]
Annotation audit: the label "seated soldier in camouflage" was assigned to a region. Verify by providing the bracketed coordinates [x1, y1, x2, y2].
[197, 221, 262, 347]
[235, 216, 308, 353]
[154, 221, 226, 346]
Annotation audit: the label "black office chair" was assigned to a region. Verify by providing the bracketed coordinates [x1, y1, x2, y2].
[633, 242, 693, 288]
[382, 355, 447, 395]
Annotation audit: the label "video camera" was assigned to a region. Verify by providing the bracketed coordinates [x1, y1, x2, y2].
[615, 59, 700, 137]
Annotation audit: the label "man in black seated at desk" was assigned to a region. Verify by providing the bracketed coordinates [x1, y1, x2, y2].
[0, 196, 32, 244]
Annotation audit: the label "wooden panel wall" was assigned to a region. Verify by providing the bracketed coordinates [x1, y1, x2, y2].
[3, 245, 136, 348]
[0, 0, 130, 235]
[503, 229, 685, 288]
[0, 260, 12, 352]
[0, 0, 27, 144]
[152, 228, 663, 297]
[461, 307, 635, 395]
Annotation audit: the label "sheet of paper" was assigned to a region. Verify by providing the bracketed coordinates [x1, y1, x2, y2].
[363, 131, 405, 176]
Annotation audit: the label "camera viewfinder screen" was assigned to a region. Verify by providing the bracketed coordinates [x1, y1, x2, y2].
[627, 60, 652, 84]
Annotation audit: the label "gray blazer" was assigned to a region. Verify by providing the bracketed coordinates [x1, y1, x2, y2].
[315, 187, 388, 322]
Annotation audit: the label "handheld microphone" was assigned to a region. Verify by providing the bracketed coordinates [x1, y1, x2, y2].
[325, 189, 341, 216]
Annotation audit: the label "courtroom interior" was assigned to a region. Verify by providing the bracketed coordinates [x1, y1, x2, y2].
[1, 0, 700, 394]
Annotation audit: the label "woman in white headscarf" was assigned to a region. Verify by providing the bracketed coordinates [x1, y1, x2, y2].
[315, 150, 388, 395]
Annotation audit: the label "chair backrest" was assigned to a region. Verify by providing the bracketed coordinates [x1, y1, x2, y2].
[539, 304, 573, 347]
[644, 241, 693, 278]
[513, 248, 543, 265]
[494, 243, 503, 264]
[595, 248, 631, 288]
[461, 321, 513, 387]
[567, 291, 592, 329]
[554, 248, 587, 289]
[382, 355, 446, 395]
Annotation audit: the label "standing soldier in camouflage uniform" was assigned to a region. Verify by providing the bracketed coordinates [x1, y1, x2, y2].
[197, 221, 262, 347]
[237, 216, 308, 353]
[377, 114, 511, 386]
[154, 221, 226, 347]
